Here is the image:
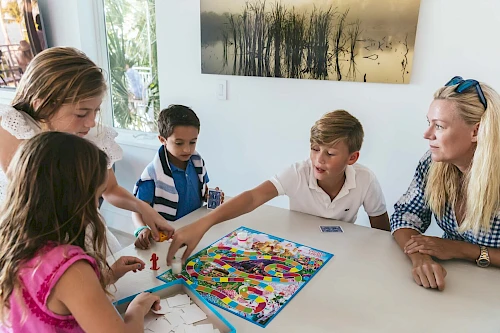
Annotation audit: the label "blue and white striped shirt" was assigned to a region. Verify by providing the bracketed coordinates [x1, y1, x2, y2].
[133, 146, 208, 221]
[390, 151, 500, 248]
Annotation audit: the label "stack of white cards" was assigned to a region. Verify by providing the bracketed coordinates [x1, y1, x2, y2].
[144, 293, 221, 333]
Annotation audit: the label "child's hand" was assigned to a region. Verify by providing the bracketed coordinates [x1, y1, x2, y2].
[128, 292, 160, 317]
[135, 228, 152, 250]
[138, 202, 172, 242]
[109, 256, 145, 284]
[134, 224, 174, 250]
[167, 219, 211, 266]
[159, 223, 175, 241]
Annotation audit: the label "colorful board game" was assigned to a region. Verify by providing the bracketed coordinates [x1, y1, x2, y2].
[158, 227, 333, 327]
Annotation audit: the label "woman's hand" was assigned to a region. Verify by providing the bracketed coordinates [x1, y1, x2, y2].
[410, 254, 447, 290]
[405, 235, 459, 260]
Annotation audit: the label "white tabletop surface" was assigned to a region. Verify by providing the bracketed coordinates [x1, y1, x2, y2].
[110, 205, 500, 332]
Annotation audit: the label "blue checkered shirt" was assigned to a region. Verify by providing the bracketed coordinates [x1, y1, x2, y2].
[390, 151, 500, 248]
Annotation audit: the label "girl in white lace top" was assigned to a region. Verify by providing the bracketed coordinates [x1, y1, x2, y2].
[0, 47, 174, 252]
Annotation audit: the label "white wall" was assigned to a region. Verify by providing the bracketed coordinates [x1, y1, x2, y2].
[38, 0, 81, 48]
[38, 0, 104, 62]
[118, 0, 497, 236]
[4, 0, 499, 236]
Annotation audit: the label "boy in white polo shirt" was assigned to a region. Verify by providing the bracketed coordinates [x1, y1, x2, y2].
[270, 110, 387, 225]
[167, 110, 389, 264]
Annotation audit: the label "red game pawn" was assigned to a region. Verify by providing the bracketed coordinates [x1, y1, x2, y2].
[150, 253, 159, 271]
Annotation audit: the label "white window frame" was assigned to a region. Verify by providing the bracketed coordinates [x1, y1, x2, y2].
[0, 88, 15, 104]
[90, 0, 113, 128]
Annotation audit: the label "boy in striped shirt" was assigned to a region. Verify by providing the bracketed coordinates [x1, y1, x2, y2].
[132, 105, 211, 249]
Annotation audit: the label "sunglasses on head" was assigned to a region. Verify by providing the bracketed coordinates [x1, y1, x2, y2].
[445, 76, 487, 110]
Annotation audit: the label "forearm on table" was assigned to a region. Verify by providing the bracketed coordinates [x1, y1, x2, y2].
[453, 241, 500, 267]
[393, 228, 420, 249]
[485, 248, 500, 267]
[393, 228, 431, 262]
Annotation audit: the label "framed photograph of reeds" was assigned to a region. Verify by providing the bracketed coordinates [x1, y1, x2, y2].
[200, 0, 421, 84]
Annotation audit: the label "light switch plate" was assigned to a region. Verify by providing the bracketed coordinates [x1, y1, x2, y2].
[216, 79, 227, 100]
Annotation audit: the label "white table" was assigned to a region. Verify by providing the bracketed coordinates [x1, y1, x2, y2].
[111, 205, 500, 332]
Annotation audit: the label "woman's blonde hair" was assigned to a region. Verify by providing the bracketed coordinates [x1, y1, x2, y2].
[310, 110, 364, 153]
[425, 82, 500, 234]
[0, 132, 110, 322]
[11, 47, 106, 122]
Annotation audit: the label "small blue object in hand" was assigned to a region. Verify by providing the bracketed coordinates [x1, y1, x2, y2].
[207, 189, 222, 210]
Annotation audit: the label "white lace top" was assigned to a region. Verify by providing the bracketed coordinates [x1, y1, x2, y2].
[0, 104, 123, 203]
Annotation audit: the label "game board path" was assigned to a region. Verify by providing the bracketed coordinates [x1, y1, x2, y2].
[180, 246, 304, 314]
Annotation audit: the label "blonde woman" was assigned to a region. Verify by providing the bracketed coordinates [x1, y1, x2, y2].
[391, 76, 500, 291]
[0, 47, 173, 252]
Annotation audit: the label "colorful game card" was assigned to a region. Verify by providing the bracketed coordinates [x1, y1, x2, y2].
[207, 189, 222, 210]
[158, 227, 333, 327]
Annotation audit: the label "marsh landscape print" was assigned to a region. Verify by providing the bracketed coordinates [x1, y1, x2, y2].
[201, 0, 421, 84]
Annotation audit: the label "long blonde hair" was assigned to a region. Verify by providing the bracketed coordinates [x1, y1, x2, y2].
[0, 132, 110, 322]
[11, 47, 106, 122]
[425, 83, 500, 234]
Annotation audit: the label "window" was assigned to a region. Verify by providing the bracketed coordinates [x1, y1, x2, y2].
[103, 0, 159, 132]
[0, 0, 47, 88]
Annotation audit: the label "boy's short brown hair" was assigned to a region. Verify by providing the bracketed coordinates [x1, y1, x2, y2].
[310, 110, 364, 153]
[157, 104, 200, 138]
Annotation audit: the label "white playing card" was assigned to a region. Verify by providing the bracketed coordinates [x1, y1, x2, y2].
[181, 304, 207, 324]
[165, 312, 185, 327]
[167, 294, 191, 308]
[196, 324, 215, 333]
[170, 308, 185, 315]
[174, 324, 191, 333]
[147, 317, 173, 332]
[143, 314, 157, 330]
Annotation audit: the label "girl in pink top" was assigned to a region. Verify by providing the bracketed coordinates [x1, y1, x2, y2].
[0, 132, 160, 332]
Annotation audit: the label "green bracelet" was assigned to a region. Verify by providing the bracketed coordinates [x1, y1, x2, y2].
[134, 226, 150, 238]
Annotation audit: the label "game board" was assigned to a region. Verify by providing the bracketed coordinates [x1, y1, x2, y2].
[158, 227, 333, 327]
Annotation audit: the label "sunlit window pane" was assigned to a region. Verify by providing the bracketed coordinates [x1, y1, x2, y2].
[103, 0, 159, 132]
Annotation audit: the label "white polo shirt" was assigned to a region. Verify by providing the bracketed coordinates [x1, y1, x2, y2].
[270, 159, 386, 223]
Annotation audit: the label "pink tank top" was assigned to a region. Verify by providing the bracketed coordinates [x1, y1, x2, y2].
[1, 244, 100, 332]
